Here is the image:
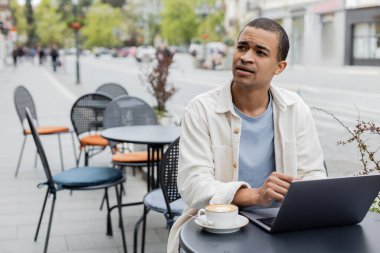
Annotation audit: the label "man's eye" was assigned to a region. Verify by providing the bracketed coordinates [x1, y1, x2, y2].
[257, 50, 266, 56]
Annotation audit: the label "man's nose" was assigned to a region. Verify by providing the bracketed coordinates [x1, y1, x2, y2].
[240, 50, 254, 63]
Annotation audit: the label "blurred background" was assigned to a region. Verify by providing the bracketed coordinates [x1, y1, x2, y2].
[0, 0, 379, 70]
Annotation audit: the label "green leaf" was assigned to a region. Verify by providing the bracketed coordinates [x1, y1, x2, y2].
[81, 2, 126, 48]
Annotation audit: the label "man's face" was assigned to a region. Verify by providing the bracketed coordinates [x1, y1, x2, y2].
[232, 26, 286, 89]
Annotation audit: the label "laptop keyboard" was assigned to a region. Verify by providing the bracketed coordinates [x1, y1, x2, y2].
[257, 217, 276, 227]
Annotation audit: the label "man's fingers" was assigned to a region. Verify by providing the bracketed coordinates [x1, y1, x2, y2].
[265, 188, 285, 202]
[259, 172, 297, 206]
[267, 175, 292, 190]
[267, 182, 288, 196]
[272, 172, 294, 183]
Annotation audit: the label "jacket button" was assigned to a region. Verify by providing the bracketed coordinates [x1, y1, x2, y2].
[233, 162, 237, 169]
[233, 128, 240, 134]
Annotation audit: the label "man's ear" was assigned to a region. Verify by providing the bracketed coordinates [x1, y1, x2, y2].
[274, 61, 287, 75]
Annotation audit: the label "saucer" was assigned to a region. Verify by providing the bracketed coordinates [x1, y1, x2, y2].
[195, 214, 249, 234]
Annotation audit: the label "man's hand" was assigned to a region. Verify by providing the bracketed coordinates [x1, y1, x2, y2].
[257, 172, 297, 206]
[232, 172, 300, 207]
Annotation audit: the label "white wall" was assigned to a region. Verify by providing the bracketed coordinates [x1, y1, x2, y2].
[346, 0, 380, 8]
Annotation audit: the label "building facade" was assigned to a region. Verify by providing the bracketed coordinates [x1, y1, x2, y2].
[224, 0, 380, 66]
[0, 0, 11, 70]
[345, 0, 380, 66]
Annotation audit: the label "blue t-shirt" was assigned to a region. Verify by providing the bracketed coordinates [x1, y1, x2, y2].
[234, 93, 275, 188]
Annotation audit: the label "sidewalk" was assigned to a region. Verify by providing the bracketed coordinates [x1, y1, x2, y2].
[0, 63, 168, 253]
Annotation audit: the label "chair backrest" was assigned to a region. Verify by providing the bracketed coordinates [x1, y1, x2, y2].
[71, 93, 113, 137]
[14, 85, 38, 129]
[96, 83, 128, 99]
[25, 108, 55, 191]
[103, 95, 158, 129]
[103, 95, 158, 150]
[159, 137, 180, 217]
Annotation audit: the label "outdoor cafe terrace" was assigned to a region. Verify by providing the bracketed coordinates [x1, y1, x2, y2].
[0, 63, 169, 253]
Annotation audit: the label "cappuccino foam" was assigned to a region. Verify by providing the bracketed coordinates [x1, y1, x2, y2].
[206, 204, 237, 213]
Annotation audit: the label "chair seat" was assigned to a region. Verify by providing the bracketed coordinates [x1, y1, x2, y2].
[112, 151, 160, 163]
[144, 189, 184, 215]
[24, 126, 70, 135]
[53, 167, 123, 187]
[79, 134, 108, 148]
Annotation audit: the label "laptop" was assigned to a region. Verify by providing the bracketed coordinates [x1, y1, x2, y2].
[240, 175, 380, 233]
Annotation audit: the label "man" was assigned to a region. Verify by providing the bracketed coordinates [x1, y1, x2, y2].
[167, 17, 327, 252]
[12, 47, 18, 67]
[50, 46, 59, 72]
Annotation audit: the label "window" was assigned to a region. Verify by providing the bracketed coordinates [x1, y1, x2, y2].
[353, 22, 380, 59]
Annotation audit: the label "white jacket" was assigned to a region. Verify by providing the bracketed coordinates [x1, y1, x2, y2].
[167, 82, 327, 252]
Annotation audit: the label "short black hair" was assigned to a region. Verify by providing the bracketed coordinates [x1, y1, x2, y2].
[238, 17, 289, 62]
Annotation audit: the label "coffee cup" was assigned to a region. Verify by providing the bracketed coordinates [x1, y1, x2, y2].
[197, 204, 238, 228]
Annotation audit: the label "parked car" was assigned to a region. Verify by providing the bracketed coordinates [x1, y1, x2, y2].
[93, 47, 111, 57]
[64, 47, 77, 55]
[118, 47, 130, 57]
[135, 46, 156, 62]
[111, 47, 130, 58]
[169, 45, 188, 54]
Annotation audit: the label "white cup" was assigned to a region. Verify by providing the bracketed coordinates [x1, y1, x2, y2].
[197, 204, 238, 228]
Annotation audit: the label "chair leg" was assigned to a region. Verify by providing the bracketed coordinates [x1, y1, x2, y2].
[34, 150, 38, 168]
[35, 188, 50, 241]
[15, 136, 27, 177]
[133, 211, 144, 253]
[76, 149, 82, 167]
[113, 165, 126, 196]
[99, 177, 123, 211]
[57, 134, 64, 171]
[133, 206, 150, 253]
[105, 188, 113, 236]
[115, 184, 127, 253]
[121, 183, 126, 196]
[70, 132, 77, 164]
[99, 189, 106, 210]
[43, 193, 56, 253]
[141, 206, 150, 253]
[84, 150, 89, 166]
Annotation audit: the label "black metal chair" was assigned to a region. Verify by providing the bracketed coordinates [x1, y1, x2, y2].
[70, 93, 112, 166]
[25, 108, 127, 253]
[14, 85, 76, 177]
[96, 82, 128, 99]
[103, 95, 158, 172]
[100, 95, 158, 210]
[133, 137, 184, 253]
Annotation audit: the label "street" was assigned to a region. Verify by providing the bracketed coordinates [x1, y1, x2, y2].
[56, 53, 380, 177]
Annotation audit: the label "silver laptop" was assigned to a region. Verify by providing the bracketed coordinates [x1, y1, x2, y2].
[240, 175, 380, 233]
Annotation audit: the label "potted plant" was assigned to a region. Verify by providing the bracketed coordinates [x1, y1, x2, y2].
[140, 47, 176, 124]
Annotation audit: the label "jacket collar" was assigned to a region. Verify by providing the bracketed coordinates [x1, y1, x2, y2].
[215, 81, 296, 114]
